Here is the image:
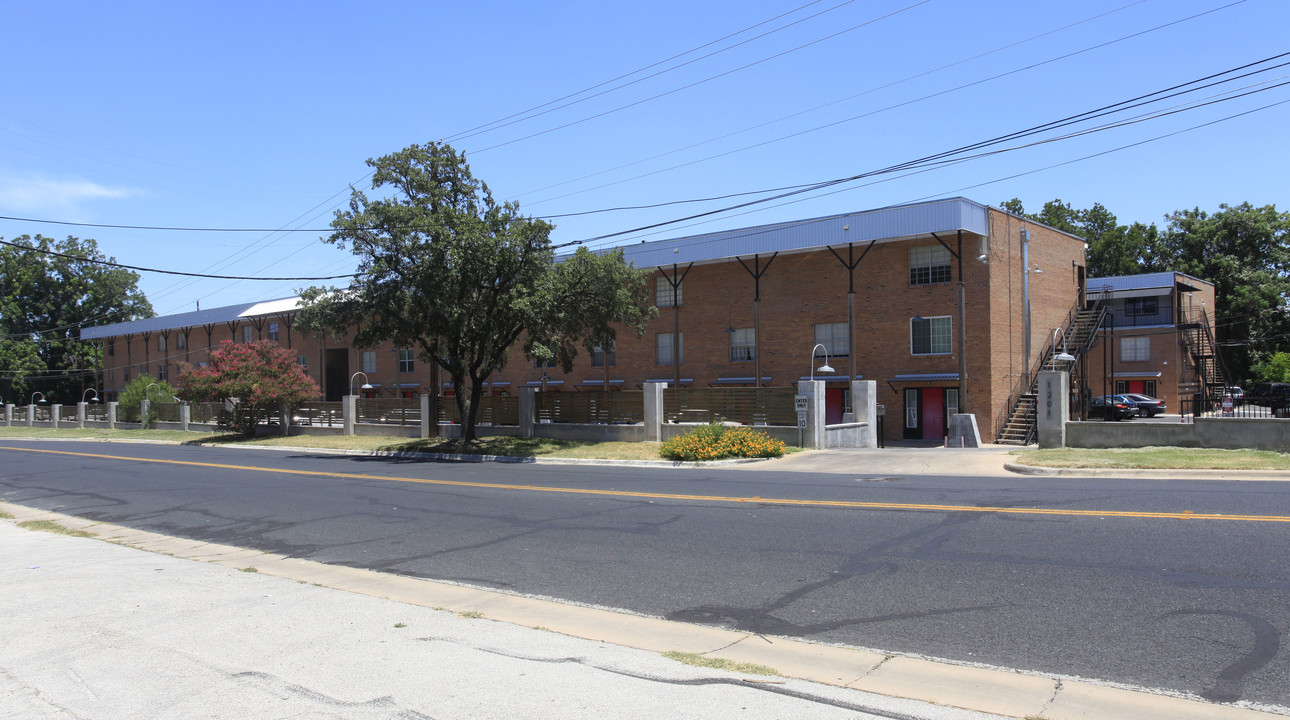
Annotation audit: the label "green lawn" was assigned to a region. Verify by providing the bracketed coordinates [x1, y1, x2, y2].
[1013, 447, 1290, 471]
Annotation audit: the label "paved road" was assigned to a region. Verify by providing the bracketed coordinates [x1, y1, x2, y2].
[2, 440, 1289, 708]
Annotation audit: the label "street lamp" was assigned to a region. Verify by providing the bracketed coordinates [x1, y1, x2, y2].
[31, 392, 46, 405]
[810, 343, 835, 382]
[146, 383, 159, 401]
[1051, 328, 1076, 369]
[350, 371, 373, 396]
[82, 388, 99, 404]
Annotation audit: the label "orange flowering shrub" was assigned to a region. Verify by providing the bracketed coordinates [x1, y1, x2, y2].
[660, 422, 787, 461]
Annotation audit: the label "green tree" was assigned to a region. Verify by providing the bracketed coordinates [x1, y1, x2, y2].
[117, 374, 177, 427]
[1001, 198, 1145, 277]
[0, 235, 153, 402]
[178, 340, 321, 437]
[1251, 351, 1290, 383]
[298, 141, 655, 442]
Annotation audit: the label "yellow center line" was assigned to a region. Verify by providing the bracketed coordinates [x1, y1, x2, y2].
[4, 444, 1290, 523]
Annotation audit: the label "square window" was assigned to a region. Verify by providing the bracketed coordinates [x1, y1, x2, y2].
[1121, 336, 1150, 362]
[1125, 298, 1158, 316]
[398, 348, 414, 373]
[813, 322, 849, 358]
[655, 276, 682, 307]
[909, 245, 952, 285]
[656, 333, 683, 365]
[911, 316, 952, 355]
[296, 355, 308, 367]
[729, 328, 755, 362]
[361, 351, 376, 374]
[592, 341, 616, 367]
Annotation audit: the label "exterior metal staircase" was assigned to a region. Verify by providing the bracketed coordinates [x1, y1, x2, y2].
[995, 299, 1107, 446]
[1178, 308, 1228, 405]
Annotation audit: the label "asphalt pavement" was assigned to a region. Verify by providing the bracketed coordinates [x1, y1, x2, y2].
[3, 438, 1289, 719]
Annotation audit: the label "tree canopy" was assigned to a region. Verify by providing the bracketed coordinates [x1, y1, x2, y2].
[0, 235, 153, 403]
[178, 340, 320, 437]
[298, 142, 655, 441]
[1003, 199, 1290, 383]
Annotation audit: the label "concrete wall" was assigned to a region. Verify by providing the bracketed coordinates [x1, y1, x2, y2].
[1066, 418, 1290, 452]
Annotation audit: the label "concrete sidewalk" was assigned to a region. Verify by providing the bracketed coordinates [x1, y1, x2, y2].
[4, 502, 1284, 720]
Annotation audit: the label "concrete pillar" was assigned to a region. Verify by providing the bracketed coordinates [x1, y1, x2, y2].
[948, 415, 982, 448]
[643, 382, 667, 442]
[343, 395, 356, 436]
[77, 402, 87, 429]
[108, 402, 118, 429]
[1037, 370, 1069, 448]
[796, 380, 826, 449]
[51, 404, 61, 429]
[141, 398, 151, 428]
[851, 380, 878, 448]
[518, 388, 535, 439]
[420, 394, 432, 439]
[180, 403, 190, 432]
[26, 404, 35, 427]
[3, 404, 11, 427]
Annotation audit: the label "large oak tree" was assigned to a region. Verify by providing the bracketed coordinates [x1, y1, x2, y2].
[299, 142, 655, 441]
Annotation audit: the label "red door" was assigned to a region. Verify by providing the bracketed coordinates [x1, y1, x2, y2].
[922, 388, 945, 440]
[825, 387, 845, 424]
[1128, 380, 1144, 394]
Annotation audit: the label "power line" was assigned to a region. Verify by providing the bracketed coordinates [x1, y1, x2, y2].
[0, 239, 358, 281]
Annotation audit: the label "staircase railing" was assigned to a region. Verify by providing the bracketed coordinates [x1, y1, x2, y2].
[993, 296, 1106, 443]
[1178, 308, 1229, 404]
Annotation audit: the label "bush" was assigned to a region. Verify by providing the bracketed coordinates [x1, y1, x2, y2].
[118, 375, 177, 428]
[660, 422, 787, 462]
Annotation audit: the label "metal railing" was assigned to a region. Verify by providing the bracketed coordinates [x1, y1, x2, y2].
[154, 402, 182, 422]
[292, 401, 343, 426]
[664, 387, 797, 426]
[357, 398, 420, 425]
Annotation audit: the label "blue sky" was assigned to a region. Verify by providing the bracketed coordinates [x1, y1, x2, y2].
[2, 0, 1287, 321]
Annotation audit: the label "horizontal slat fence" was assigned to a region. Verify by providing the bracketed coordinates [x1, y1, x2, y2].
[293, 401, 343, 426]
[58, 404, 78, 422]
[190, 402, 228, 424]
[537, 390, 641, 424]
[154, 402, 182, 422]
[438, 395, 521, 426]
[664, 387, 797, 426]
[357, 398, 419, 425]
[85, 405, 109, 422]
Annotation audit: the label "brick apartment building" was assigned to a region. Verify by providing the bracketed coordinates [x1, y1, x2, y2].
[1083, 272, 1220, 405]
[82, 197, 1090, 442]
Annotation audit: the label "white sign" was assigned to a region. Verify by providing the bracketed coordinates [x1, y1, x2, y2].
[797, 416, 808, 429]
[794, 395, 808, 412]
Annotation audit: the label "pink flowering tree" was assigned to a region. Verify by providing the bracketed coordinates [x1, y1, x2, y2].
[178, 340, 321, 437]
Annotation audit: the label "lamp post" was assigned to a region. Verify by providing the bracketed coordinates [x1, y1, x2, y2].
[349, 371, 373, 396]
[82, 388, 99, 404]
[31, 391, 46, 405]
[810, 343, 835, 382]
[1050, 328, 1076, 369]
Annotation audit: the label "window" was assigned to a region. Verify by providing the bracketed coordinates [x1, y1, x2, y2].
[909, 245, 952, 285]
[656, 333, 683, 364]
[124, 368, 130, 383]
[591, 341, 616, 367]
[297, 355, 308, 368]
[242, 326, 253, 343]
[1144, 380, 1157, 397]
[534, 356, 556, 369]
[268, 322, 280, 341]
[946, 388, 959, 417]
[655, 276, 682, 307]
[1125, 298, 1159, 316]
[361, 351, 376, 374]
[176, 334, 186, 350]
[158, 335, 167, 352]
[107, 338, 115, 356]
[911, 316, 952, 355]
[813, 322, 849, 359]
[398, 348, 414, 372]
[158, 364, 167, 381]
[1121, 336, 1150, 362]
[905, 389, 918, 429]
[1114, 380, 1128, 394]
[729, 328, 755, 362]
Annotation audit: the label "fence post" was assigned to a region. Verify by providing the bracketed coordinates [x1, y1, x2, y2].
[851, 380, 878, 448]
[180, 403, 190, 432]
[141, 398, 151, 429]
[3, 404, 11, 427]
[26, 404, 35, 428]
[420, 394, 432, 439]
[77, 402, 87, 429]
[51, 404, 61, 429]
[107, 402, 118, 429]
[343, 395, 356, 436]
[1036, 371, 1068, 448]
[797, 380, 826, 449]
[644, 382, 667, 442]
[519, 388, 536, 438]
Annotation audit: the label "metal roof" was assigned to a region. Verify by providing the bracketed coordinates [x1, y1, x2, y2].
[81, 297, 302, 340]
[1086, 272, 1210, 295]
[615, 197, 991, 269]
